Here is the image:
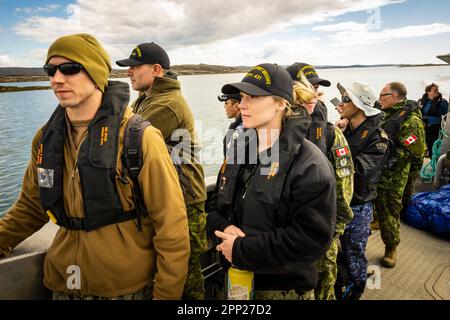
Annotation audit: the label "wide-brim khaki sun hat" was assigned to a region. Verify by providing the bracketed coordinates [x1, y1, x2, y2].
[337, 82, 381, 117]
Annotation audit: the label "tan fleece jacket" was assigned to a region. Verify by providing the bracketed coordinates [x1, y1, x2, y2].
[131, 76, 206, 205]
[0, 107, 190, 299]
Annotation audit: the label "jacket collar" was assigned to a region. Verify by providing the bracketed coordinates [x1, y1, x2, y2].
[384, 99, 407, 118]
[89, 80, 130, 128]
[278, 108, 311, 155]
[218, 111, 310, 207]
[44, 81, 129, 136]
[347, 113, 381, 135]
[148, 76, 181, 97]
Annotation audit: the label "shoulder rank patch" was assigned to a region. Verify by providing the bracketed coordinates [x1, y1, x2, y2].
[404, 134, 417, 146]
[361, 130, 369, 139]
[335, 146, 350, 157]
[380, 130, 389, 141]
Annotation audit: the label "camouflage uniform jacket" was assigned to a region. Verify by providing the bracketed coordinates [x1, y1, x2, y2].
[308, 119, 354, 236]
[378, 100, 426, 194]
[327, 127, 354, 236]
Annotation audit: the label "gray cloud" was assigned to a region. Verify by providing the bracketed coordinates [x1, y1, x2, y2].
[13, 0, 402, 48]
[16, 0, 433, 66]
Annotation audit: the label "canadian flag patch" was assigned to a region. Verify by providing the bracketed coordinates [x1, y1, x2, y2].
[335, 147, 350, 157]
[404, 135, 417, 146]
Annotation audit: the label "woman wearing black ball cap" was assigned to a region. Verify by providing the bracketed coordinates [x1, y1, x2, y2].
[207, 63, 336, 300]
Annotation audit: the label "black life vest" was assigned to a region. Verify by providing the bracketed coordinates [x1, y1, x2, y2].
[307, 120, 335, 158]
[345, 114, 383, 159]
[37, 81, 138, 231]
[217, 115, 308, 212]
[381, 100, 420, 168]
[382, 100, 420, 144]
[344, 114, 388, 204]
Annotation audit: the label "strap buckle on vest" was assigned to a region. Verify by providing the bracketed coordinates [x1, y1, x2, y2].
[67, 217, 86, 230]
[129, 166, 140, 177]
[128, 149, 138, 156]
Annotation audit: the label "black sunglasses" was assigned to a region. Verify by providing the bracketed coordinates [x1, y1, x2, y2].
[43, 62, 84, 77]
[341, 95, 352, 103]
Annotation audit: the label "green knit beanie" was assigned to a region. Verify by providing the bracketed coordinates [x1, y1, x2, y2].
[46, 33, 111, 92]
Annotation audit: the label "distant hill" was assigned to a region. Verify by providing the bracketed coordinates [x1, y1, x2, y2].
[315, 64, 398, 69]
[0, 63, 447, 83]
[0, 64, 251, 83]
[0, 67, 47, 76]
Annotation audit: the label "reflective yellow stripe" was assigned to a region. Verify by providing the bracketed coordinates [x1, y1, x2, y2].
[46, 210, 58, 224]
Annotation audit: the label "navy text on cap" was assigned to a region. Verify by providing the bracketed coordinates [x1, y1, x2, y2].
[286, 62, 331, 87]
[222, 63, 293, 104]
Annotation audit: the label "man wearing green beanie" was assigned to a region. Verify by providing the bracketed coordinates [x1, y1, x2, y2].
[0, 33, 190, 300]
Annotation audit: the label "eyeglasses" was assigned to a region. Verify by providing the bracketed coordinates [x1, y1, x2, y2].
[341, 95, 352, 103]
[379, 92, 393, 98]
[43, 62, 84, 77]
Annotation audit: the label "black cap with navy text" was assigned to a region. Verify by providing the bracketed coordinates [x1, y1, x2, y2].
[285, 62, 331, 87]
[218, 93, 242, 102]
[116, 42, 170, 69]
[222, 63, 293, 104]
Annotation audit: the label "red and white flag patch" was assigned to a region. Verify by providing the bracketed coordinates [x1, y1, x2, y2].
[335, 147, 350, 157]
[404, 135, 417, 146]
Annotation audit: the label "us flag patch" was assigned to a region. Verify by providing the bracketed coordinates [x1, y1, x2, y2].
[335, 147, 350, 157]
[404, 135, 417, 146]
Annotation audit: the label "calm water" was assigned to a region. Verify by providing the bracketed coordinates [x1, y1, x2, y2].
[1, 66, 449, 216]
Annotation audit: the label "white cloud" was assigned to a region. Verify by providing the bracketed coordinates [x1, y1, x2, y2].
[15, 4, 61, 14]
[313, 21, 370, 32]
[314, 22, 450, 47]
[0, 54, 18, 67]
[38, 4, 60, 12]
[11, 0, 408, 66]
[8, 0, 448, 67]
[13, 0, 402, 46]
[16, 8, 33, 14]
[30, 48, 49, 64]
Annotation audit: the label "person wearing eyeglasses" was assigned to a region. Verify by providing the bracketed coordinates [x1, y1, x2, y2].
[116, 43, 207, 300]
[375, 82, 425, 268]
[286, 64, 354, 301]
[0, 34, 190, 300]
[207, 63, 336, 300]
[418, 83, 448, 157]
[334, 82, 388, 300]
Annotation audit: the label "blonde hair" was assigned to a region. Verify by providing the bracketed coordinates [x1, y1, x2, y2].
[292, 72, 316, 106]
[272, 95, 296, 119]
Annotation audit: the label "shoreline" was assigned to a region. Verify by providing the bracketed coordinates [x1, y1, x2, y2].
[1, 63, 447, 85]
[0, 85, 51, 92]
[0, 65, 251, 84]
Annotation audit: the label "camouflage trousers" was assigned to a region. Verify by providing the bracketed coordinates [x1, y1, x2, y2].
[182, 202, 208, 300]
[340, 203, 373, 288]
[401, 160, 422, 217]
[374, 188, 402, 246]
[254, 289, 315, 300]
[314, 238, 338, 300]
[52, 286, 152, 300]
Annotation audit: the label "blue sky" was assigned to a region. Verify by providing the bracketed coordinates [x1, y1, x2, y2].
[0, 0, 449, 67]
